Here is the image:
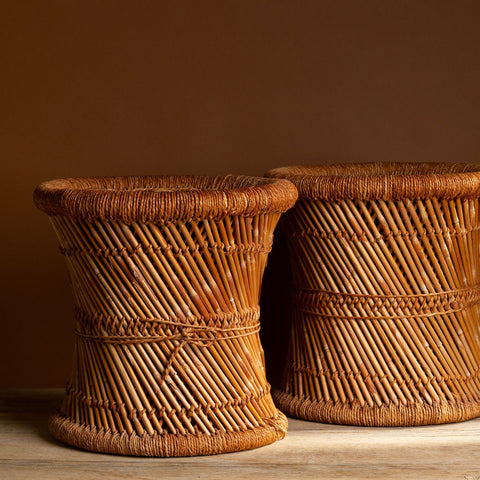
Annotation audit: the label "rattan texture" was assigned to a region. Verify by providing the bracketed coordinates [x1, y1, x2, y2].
[267, 163, 480, 426]
[34, 175, 297, 456]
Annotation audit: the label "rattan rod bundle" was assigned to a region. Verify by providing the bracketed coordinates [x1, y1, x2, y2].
[34, 175, 297, 455]
[267, 163, 480, 426]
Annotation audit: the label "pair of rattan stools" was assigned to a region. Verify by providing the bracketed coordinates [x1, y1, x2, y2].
[34, 163, 480, 456]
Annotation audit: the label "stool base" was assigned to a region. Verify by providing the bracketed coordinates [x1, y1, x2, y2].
[274, 390, 480, 426]
[49, 411, 287, 457]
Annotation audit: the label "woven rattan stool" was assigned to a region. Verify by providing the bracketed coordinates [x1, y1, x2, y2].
[34, 175, 297, 456]
[266, 163, 480, 426]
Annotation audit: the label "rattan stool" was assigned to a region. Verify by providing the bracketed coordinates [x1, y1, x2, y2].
[34, 175, 297, 455]
[267, 163, 480, 426]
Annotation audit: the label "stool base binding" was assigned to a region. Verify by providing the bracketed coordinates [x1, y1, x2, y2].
[274, 391, 480, 426]
[49, 411, 288, 457]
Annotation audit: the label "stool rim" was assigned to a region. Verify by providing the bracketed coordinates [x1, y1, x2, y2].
[34, 174, 298, 222]
[266, 162, 480, 200]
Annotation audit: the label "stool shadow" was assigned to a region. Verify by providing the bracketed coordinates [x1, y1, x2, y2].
[260, 226, 293, 390]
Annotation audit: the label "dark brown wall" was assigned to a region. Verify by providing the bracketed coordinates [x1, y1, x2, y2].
[2, 1, 480, 387]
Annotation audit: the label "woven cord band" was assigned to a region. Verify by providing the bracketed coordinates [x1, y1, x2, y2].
[59, 240, 274, 259]
[295, 286, 480, 321]
[74, 307, 261, 346]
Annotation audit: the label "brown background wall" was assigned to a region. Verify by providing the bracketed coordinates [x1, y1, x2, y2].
[2, 1, 480, 387]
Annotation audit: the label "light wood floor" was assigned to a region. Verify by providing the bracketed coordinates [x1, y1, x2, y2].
[1, 389, 479, 479]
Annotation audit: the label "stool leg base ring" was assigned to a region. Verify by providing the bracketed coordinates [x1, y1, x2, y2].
[274, 390, 480, 426]
[49, 411, 288, 457]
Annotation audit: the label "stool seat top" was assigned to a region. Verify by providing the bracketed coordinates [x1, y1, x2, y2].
[266, 162, 480, 200]
[34, 175, 298, 222]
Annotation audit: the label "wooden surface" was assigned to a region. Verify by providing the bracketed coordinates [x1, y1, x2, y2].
[1, 389, 479, 480]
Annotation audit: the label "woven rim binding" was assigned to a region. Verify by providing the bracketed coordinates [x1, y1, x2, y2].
[34, 175, 298, 222]
[49, 411, 288, 457]
[274, 391, 480, 427]
[266, 162, 480, 200]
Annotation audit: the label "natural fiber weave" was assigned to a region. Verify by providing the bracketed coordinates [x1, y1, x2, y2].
[267, 163, 480, 426]
[34, 175, 296, 222]
[34, 175, 297, 456]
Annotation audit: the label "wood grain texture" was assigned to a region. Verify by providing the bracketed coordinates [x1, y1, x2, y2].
[1, 389, 479, 479]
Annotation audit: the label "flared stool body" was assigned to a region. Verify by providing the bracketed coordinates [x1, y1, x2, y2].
[267, 163, 480, 426]
[34, 175, 297, 455]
